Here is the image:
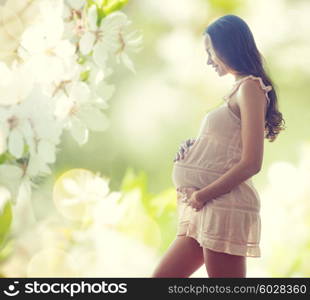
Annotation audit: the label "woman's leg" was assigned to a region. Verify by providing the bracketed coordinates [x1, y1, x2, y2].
[203, 248, 246, 278]
[151, 236, 204, 278]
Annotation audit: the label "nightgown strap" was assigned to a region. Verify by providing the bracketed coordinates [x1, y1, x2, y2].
[223, 75, 272, 106]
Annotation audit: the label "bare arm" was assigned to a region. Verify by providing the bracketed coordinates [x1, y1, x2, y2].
[197, 79, 266, 203]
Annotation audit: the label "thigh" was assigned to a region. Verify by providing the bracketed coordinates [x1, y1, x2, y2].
[203, 248, 246, 278]
[152, 236, 204, 278]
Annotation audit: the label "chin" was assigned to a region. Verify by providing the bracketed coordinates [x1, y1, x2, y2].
[217, 69, 228, 77]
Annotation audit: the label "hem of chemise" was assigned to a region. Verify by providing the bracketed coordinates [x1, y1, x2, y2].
[176, 221, 261, 258]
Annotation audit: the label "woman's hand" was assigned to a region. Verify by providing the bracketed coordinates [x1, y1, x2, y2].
[187, 191, 208, 211]
[177, 186, 208, 211]
[176, 186, 198, 203]
[173, 138, 196, 162]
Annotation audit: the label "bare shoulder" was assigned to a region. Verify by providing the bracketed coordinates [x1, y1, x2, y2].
[236, 78, 267, 107]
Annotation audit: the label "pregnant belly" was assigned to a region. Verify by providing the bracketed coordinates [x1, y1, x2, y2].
[172, 163, 222, 189]
[172, 163, 261, 211]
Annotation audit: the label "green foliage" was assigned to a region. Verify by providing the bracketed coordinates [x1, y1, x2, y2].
[0, 239, 13, 263]
[86, 0, 129, 24]
[206, 0, 245, 13]
[80, 70, 90, 82]
[118, 167, 177, 253]
[0, 152, 15, 165]
[0, 144, 30, 166]
[0, 154, 6, 165]
[43, 0, 310, 277]
[0, 200, 12, 250]
[102, 0, 128, 16]
[77, 55, 87, 65]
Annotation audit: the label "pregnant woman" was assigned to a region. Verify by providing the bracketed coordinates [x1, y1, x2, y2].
[152, 14, 285, 278]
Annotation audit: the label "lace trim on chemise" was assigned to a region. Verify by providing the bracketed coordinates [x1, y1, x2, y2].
[223, 75, 272, 106]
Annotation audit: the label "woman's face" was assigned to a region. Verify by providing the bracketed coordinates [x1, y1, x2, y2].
[204, 33, 231, 77]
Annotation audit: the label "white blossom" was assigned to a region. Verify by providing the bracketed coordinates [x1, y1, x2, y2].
[0, 164, 23, 202]
[53, 169, 111, 221]
[18, 2, 76, 85]
[79, 9, 142, 72]
[0, 0, 41, 65]
[0, 0, 142, 206]
[0, 62, 34, 106]
[0, 85, 63, 177]
[64, 0, 85, 11]
[54, 81, 109, 145]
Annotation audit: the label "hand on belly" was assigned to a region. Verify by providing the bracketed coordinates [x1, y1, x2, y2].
[173, 138, 196, 162]
[176, 186, 199, 203]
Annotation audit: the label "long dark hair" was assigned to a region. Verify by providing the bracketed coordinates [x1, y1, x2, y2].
[205, 14, 285, 142]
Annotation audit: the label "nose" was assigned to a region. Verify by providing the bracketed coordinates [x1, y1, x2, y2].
[207, 57, 212, 65]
